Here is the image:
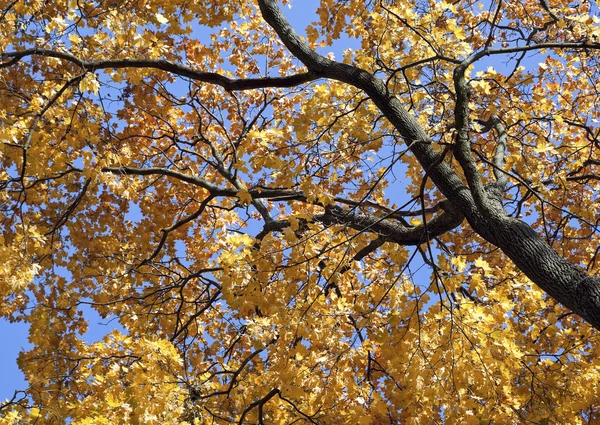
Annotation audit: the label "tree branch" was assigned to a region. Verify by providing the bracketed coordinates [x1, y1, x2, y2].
[0, 48, 317, 91]
[462, 41, 600, 68]
[102, 165, 231, 195]
[314, 203, 464, 246]
[453, 65, 503, 218]
[257, 0, 600, 331]
[237, 388, 280, 425]
[477, 114, 509, 194]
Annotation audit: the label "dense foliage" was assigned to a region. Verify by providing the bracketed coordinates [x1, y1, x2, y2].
[1, 0, 600, 423]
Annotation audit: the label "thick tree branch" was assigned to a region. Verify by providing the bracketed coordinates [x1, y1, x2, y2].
[258, 0, 600, 330]
[253, 205, 463, 249]
[251, 203, 463, 278]
[105, 165, 461, 266]
[0, 48, 317, 91]
[452, 66, 496, 216]
[314, 203, 464, 246]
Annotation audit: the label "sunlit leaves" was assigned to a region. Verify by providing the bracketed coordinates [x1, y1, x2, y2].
[1, 0, 600, 424]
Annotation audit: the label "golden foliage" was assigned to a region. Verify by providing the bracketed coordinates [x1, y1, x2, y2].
[1, 0, 600, 423]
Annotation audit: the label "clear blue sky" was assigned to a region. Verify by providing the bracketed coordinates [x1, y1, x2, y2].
[0, 320, 29, 401]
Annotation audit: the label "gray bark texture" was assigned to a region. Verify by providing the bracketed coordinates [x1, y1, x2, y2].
[257, 0, 600, 330]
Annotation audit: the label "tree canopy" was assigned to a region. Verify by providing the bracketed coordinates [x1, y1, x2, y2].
[1, 0, 600, 423]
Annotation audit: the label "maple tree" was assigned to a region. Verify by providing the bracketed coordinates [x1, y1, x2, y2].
[1, 0, 600, 423]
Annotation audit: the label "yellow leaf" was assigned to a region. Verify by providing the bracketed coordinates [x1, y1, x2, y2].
[69, 33, 81, 45]
[155, 13, 169, 24]
[317, 193, 334, 206]
[79, 73, 100, 94]
[237, 189, 252, 206]
[451, 256, 467, 272]
[106, 393, 121, 408]
[30, 408, 41, 419]
[474, 258, 492, 272]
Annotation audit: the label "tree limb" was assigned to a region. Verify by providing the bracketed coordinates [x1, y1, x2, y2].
[314, 203, 464, 246]
[0, 48, 317, 91]
[237, 388, 280, 425]
[476, 114, 509, 196]
[257, 0, 600, 330]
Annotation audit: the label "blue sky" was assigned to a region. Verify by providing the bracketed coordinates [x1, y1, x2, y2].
[0, 320, 29, 401]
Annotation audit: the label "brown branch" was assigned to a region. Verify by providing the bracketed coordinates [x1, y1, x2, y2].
[453, 65, 496, 216]
[462, 41, 600, 68]
[102, 165, 233, 195]
[171, 287, 221, 342]
[314, 203, 464, 246]
[200, 347, 268, 400]
[251, 201, 462, 255]
[0, 48, 317, 91]
[144, 195, 215, 264]
[277, 392, 320, 424]
[45, 177, 91, 236]
[257, 0, 600, 330]
[102, 165, 304, 200]
[477, 114, 509, 192]
[238, 388, 280, 425]
[566, 174, 600, 181]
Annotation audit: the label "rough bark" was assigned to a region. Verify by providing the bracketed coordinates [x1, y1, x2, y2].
[258, 0, 600, 330]
[315, 203, 464, 247]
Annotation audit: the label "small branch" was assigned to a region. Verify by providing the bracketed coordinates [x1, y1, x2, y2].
[350, 236, 386, 263]
[102, 166, 230, 195]
[200, 347, 268, 400]
[24, 73, 85, 151]
[277, 392, 320, 424]
[45, 177, 91, 236]
[462, 41, 600, 68]
[18, 74, 85, 180]
[483, 0, 503, 49]
[336, 236, 386, 276]
[237, 388, 280, 425]
[566, 173, 600, 182]
[253, 219, 292, 246]
[539, 0, 559, 21]
[171, 287, 221, 342]
[145, 195, 215, 264]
